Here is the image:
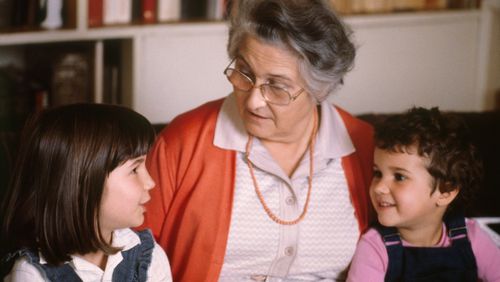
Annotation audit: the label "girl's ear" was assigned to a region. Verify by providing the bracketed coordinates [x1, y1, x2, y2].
[436, 187, 459, 207]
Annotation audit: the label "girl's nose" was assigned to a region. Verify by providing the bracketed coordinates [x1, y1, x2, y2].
[143, 170, 155, 191]
[371, 179, 389, 195]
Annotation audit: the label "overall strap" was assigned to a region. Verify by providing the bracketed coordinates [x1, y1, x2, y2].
[445, 215, 468, 242]
[375, 224, 403, 282]
[112, 229, 155, 282]
[2, 248, 82, 282]
[444, 214, 478, 279]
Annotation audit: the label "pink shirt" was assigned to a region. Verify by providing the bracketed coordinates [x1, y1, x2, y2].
[347, 219, 500, 282]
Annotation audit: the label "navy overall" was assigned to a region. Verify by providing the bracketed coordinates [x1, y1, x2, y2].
[376, 216, 478, 282]
[1, 229, 154, 282]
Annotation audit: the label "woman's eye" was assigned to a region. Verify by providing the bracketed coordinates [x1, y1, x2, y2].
[267, 80, 287, 89]
[394, 173, 406, 181]
[242, 70, 254, 79]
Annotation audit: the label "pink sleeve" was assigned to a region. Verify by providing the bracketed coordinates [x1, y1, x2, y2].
[347, 228, 388, 282]
[467, 219, 500, 281]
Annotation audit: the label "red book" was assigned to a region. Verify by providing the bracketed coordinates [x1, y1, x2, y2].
[88, 0, 103, 27]
[142, 0, 156, 24]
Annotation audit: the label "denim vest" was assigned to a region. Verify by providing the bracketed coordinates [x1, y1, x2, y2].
[1, 229, 154, 282]
[376, 216, 478, 282]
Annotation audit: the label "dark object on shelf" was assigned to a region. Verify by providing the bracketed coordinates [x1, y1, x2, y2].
[0, 70, 14, 132]
[0, 0, 14, 29]
[182, 0, 207, 20]
[51, 53, 91, 106]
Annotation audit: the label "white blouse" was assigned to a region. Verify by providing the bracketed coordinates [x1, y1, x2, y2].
[216, 94, 360, 281]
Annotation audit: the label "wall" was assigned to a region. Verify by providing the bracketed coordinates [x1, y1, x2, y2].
[333, 11, 481, 114]
[135, 9, 498, 123]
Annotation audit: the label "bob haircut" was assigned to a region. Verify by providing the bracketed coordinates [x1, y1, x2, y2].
[0, 103, 155, 266]
[373, 107, 483, 213]
[227, 0, 356, 102]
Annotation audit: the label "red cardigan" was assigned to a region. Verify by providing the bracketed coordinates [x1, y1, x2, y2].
[143, 99, 375, 282]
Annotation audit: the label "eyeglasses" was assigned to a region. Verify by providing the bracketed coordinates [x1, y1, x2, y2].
[223, 59, 304, 106]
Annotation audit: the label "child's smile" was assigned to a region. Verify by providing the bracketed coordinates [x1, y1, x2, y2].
[369, 147, 446, 237]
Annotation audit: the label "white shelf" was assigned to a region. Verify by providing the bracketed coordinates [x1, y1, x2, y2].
[346, 9, 480, 28]
[0, 10, 480, 46]
[0, 21, 227, 46]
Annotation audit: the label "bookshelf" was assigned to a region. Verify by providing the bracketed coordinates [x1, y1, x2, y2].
[0, 0, 498, 127]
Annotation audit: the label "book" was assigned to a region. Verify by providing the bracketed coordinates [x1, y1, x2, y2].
[62, 0, 77, 28]
[0, 70, 13, 131]
[103, 0, 131, 25]
[364, 0, 392, 13]
[350, 0, 365, 13]
[425, 0, 447, 9]
[0, 0, 14, 29]
[330, 0, 352, 14]
[103, 40, 122, 104]
[142, 0, 157, 24]
[11, 0, 39, 30]
[393, 0, 426, 11]
[88, 0, 103, 27]
[158, 0, 181, 22]
[207, 0, 224, 20]
[182, 0, 207, 20]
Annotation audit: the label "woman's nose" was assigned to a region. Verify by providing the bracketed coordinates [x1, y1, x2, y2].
[246, 85, 267, 109]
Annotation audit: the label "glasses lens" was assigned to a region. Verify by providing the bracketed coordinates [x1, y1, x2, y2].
[261, 85, 291, 105]
[225, 69, 252, 91]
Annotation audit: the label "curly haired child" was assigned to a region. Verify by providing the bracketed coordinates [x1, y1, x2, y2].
[347, 107, 500, 281]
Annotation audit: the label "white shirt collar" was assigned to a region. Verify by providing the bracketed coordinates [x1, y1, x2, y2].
[39, 228, 141, 275]
[214, 93, 355, 159]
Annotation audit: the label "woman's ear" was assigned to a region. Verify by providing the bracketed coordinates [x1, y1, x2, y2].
[436, 187, 459, 207]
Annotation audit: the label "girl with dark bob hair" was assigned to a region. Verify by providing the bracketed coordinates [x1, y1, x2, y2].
[347, 107, 500, 281]
[0, 103, 172, 281]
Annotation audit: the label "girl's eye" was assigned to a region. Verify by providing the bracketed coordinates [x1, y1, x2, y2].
[394, 173, 406, 181]
[132, 167, 139, 174]
[372, 169, 382, 178]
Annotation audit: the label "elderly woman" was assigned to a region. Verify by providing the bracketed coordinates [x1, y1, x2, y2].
[143, 0, 375, 281]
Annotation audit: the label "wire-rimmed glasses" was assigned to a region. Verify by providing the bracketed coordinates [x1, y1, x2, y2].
[223, 59, 304, 106]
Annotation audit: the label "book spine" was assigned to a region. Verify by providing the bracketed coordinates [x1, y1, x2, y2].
[88, 0, 103, 27]
[63, 0, 77, 28]
[142, 0, 157, 24]
[157, 0, 181, 22]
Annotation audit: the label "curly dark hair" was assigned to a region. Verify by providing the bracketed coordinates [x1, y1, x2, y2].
[374, 107, 483, 213]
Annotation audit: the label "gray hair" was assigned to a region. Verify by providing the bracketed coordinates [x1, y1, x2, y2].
[227, 0, 356, 102]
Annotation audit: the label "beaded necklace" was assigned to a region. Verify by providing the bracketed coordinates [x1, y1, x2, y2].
[244, 112, 317, 225]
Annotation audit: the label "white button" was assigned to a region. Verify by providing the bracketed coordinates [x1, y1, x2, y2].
[284, 246, 294, 256]
[251, 274, 267, 281]
[285, 196, 296, 205]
